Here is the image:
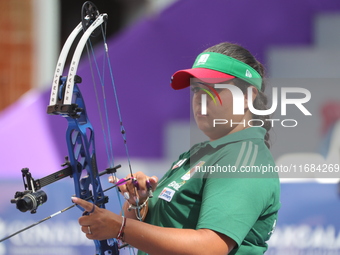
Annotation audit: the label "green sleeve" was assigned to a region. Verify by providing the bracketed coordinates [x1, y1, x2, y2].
[197, 176, 275, 246]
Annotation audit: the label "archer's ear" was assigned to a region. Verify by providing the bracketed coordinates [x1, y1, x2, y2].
[244, 86, 258, 110]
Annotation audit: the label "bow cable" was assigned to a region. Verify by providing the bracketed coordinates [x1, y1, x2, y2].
[83, 6, 140, 254]
[84, 8, 142, 221]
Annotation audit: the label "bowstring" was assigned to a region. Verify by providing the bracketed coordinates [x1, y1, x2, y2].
[86, 40, 115, 167]
[100, 23, 142, 223]
[83, 18, 113, 168]
[86, 20, 137, 254]
[99, 18, 143, 244]
[85, 23, 123, 211]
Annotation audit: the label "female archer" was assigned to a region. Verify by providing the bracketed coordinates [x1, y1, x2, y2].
[73, 42, 280, 255]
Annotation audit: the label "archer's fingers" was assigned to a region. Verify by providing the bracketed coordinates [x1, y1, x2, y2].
[71, 197, 95, 212]
[107, 177, 130, 199]
[148, 176, 158, 190]
[108, 175, 119, 184]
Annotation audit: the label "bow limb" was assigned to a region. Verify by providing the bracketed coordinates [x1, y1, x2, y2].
[49, 22, 83, 106]
[64, 13, 107, 105]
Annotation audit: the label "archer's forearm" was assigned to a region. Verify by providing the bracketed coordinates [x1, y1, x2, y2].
[122, 218, 232, 255]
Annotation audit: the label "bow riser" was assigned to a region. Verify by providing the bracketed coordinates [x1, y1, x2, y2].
[65, 98, 118, 255]
[63, 80, 105, 207]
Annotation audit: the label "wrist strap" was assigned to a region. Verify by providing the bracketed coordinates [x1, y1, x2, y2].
[127, 196, 149, 211]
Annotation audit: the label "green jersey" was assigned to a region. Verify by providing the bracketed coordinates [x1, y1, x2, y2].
[138, 127, 280, 254]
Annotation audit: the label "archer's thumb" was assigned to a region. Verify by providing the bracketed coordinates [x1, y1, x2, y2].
[71, 197, 93, 212]
[149, 176, 158, 190]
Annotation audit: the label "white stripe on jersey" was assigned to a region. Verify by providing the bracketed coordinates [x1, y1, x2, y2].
[234, 141, 259, 169]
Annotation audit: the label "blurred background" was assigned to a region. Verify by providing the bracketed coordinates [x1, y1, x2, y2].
[1, 0, 340, 254]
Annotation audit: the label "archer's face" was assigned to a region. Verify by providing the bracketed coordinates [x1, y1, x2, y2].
[191, 81, 250, 140]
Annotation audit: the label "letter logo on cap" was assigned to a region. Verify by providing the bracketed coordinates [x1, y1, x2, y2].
[245, 69, 252, 78]
[196, 54, 210, 65]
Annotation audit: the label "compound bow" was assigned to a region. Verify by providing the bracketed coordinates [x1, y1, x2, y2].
[2, 2, 139, 255]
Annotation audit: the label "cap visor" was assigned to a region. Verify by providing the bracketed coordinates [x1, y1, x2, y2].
[171, 68, 235, 90]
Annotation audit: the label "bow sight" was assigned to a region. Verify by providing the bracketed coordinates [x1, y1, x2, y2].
[11, 158, 121, 214]
[11, 158, 73, 213]
[11, 168, 49, 213]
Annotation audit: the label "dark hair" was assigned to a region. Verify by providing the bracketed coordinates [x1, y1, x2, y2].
[203, 42, 271, 148]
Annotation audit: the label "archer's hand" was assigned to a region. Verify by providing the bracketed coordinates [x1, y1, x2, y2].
[72, 197, 121, 241]
[109, 171, 158, 205]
